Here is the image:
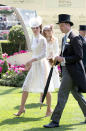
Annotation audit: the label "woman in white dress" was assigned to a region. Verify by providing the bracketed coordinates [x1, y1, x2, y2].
[14, 16, 54, 117]
[43, 24, 60, 89]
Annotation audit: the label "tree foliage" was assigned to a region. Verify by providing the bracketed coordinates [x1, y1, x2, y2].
[8, 25, 26, 51]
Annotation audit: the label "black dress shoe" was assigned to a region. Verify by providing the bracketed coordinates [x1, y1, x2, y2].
[43, 121, 59, 128]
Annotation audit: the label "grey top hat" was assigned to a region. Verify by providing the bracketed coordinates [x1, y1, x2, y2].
[56, 14, 73, 26]
[79, 25, 86, 31]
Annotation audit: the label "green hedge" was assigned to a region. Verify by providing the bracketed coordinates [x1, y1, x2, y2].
[0, 10, 14, 14]
[1, 41, 26, 55]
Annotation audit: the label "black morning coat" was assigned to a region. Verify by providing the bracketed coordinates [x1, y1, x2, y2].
[79, 35, 86, 71]
[61, 32, 86, 93]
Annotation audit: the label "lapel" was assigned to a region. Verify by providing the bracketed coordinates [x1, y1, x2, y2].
[79, 35, 86, 45]
[61, 31, 75, 56]
[65, 32, 74, 48]
[62, 32, 74, 52]
[79, 35, 84, 42]
[68, 31, 74, 41]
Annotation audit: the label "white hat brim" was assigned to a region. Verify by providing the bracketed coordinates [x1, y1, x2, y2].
[29, 16, 42, 28]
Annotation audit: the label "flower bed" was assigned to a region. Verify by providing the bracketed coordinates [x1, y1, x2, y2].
[0, 7, 13, 14]
[1, 31, 9, 40]
[0, 50, 61, 87]
[0, 51, 28, 87]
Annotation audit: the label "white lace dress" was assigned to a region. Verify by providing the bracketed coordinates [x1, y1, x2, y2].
[22, 34, 54, 93]
[47, 37, 60, 88]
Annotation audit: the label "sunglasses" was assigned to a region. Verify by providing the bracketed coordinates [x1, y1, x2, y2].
[32, 27, 39, 30]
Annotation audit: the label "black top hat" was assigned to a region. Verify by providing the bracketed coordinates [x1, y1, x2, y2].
[56, 14, 73, 26]
[79, 25, 86, 31]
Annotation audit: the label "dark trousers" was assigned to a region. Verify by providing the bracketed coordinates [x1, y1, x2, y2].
[51, 66, 86, 123]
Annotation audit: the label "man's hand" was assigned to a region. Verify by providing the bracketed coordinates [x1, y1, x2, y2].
[54, 56, 64, 63]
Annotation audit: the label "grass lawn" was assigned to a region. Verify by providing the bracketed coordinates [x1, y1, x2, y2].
[0, 86, 86, 131]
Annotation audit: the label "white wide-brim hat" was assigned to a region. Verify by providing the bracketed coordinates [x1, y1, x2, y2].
[29, 16, 42, 28]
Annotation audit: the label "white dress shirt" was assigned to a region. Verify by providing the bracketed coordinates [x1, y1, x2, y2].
[61, 30, 72, 66]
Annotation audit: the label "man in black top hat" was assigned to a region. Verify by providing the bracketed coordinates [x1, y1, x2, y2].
[79, 25, 86, 72]
[44, 14, 86, 128]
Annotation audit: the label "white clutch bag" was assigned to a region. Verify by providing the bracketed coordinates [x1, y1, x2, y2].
[7, 51, 32, 65]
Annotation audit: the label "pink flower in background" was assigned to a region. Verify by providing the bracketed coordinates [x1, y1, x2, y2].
[0, 7, 12, 11]
[6, 72, 8, 75]
[21, 64, 25, 68]
[13, 52, 18, 55]
[14, 68, 19, 71]
[7, 50, 29, 58]
[0, 67, 3, 73]
[2, 53, 8, 58]
[2, 31, 9, 35]
[5, 7, 12, 10]
[57, 65, 61, 71]
[15, 70, 18, 73]
[0, 51, 28, 76]
[14, 69, 22, 74]
[0, 60, 4, 65]
[8, 68, 12, 71]
[10, 65, 16, 70]
[18, 67, 25, 71]
[18, 71, 22, 74]
[13, 50, 28, 56]
[15, 65, 19, 68]
[7, 56, 10, 58]
[19, 50, 28, 54]
[7, 62, 11, 66]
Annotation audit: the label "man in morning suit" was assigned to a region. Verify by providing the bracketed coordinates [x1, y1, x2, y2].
[44, 14, 86, 128]
[79, 25, 86, 72]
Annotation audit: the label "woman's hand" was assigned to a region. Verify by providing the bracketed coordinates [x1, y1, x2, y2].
[47, 58, 54, 66]
[25, 58, 37, 71]
[25, 60, 32, 71]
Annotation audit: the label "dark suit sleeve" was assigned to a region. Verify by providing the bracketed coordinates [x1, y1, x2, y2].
[82, 42, 86, 67]
[65, 36, 83, 64]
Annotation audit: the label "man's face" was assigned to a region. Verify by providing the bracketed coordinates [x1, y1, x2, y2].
[59, 23, 70, 33]
[79, 31, 86, 37]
